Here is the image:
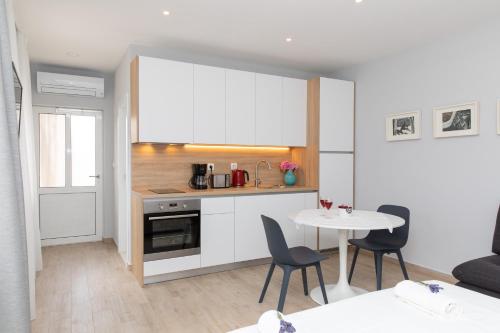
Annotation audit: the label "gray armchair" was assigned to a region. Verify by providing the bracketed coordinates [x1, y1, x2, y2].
[452, 205, 500, 298]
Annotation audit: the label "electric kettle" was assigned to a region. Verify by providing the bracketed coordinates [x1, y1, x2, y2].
[231, 169, 249, 187]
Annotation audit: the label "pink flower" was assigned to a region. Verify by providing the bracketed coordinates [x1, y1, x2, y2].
[280, 160, 298, 172]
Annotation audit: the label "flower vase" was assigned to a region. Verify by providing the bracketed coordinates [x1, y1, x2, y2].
[283, 170, 296, 186]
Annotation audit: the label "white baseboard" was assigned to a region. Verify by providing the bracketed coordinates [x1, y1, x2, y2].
[41, 234, 102, 246]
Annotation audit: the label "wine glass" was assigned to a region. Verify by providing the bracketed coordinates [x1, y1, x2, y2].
[324, 199, 333, 211]
[319, 197, 326, 210]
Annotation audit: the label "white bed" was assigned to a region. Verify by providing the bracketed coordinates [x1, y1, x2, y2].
[229, 281, 500, 333]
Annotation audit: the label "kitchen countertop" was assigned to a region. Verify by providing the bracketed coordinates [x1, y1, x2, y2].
[133, 185, 318, 199]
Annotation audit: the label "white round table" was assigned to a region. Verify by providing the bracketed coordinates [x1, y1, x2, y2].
[289, 208, 405, 304]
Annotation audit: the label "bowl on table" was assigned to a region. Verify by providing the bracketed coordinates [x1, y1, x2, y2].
[338, 204, 353, 217]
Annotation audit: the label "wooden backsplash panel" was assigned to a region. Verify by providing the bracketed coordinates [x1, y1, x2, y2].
[132, 144, 305, 189]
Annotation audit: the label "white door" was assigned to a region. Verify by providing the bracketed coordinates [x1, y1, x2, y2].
[36, 106, 103, 246]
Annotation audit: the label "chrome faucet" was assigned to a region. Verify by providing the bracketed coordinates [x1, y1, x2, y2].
[255, 160, 272, 188]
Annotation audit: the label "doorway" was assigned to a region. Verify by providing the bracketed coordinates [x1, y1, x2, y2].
[35, 106, 103, 245]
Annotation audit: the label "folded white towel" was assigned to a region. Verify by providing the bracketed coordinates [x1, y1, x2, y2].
[257, 310, 281, 333]
[394, 280, 463, 317]
[257, 310, 306, 333]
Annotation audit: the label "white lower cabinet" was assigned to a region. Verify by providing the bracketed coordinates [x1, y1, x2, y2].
[146, 192, 318, 277]
[304, 192, 319, 249]
[201, 213, 235, 267]
[234, 193, 307, 262]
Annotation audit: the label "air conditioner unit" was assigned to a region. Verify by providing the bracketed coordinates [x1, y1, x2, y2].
[37, 72, 104, 98]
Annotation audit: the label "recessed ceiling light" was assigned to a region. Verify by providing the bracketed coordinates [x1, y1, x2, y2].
[65, 51, 79, 58]
[285, 37, 293, 43]
[355, 0, 363, 3]
[162, 10, 171, 16]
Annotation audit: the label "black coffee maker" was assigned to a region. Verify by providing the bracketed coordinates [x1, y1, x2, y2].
[189, 164, 208, 189]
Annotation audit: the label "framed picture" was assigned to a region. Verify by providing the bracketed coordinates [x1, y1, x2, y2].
[497, 100, 500, 135]
[385, 111, 421, 141]
[433, 102, 479, 138]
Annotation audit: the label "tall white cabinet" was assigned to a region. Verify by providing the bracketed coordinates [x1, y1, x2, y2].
[318, 78, 355, 250]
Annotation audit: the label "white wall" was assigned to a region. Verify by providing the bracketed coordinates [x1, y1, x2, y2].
[335, 19, 500, 274]
[31, 63, 115, 239]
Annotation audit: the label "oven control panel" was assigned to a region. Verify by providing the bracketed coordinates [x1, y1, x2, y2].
[144, 198, 200, 214]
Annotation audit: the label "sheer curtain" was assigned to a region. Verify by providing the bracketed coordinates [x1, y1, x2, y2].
[17, 31, 43, 319]
[0, 0, 31, 330]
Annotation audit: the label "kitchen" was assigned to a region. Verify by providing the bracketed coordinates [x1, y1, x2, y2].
[7, 2, 497, 331]
[126, 57, 354, 285]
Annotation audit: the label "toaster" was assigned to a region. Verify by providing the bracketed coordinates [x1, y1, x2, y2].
[209, 174, 231, 189]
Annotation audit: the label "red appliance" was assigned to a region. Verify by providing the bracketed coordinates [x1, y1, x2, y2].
[231, 169, 249, 187]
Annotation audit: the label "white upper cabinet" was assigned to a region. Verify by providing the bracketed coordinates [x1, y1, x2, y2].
[225, 69, 256, 145]
[319, 78, 354, 152]
[132, 56, 308, 146]
[137, 56, 194, 143]
[282, 78, 307, 147]
[194, 65, 226, 144]
[255, 74, 282, 146]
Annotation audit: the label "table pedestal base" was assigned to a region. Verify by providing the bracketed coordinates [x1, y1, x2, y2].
[310, 284, 367, 305]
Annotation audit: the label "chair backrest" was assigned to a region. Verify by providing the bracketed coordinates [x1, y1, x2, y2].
[261, 215, 295, 265]
[365, 205, 410, 249]
[492, 205, 500, 254]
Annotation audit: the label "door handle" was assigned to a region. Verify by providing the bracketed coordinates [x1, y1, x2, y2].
[148, 214, 199, 221]
[89, 175, 101, 179]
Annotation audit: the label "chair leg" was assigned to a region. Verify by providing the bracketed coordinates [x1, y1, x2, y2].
[259, 262, 275, 303]
[396, 250, 409, 280]
[277, 266, 292, 313]
[301, 268, 308, 296]
[375, 252, 383, 290]
[315, 263, 328, 304]
[348, 246, 360, 283]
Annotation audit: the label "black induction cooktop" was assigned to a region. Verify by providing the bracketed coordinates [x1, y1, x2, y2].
[149, 188, 186, 194]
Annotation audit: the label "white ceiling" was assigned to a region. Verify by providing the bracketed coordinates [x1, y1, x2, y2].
[14, 0, 500, 74]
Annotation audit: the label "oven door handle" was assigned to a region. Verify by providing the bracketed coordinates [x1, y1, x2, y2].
[148, 213, 199, 221]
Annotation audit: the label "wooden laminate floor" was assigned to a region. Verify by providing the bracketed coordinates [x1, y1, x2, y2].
[32, 241, 455, 333]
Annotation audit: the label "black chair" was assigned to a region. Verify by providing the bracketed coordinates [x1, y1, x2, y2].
[259, 215, 328, 312]
[452, 205, 500, 299]
[348, 205, 410, 290]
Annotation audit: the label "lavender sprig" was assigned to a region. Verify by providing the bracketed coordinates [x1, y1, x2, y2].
[277, 312, 296, 333]
[418, 281, 444, 293]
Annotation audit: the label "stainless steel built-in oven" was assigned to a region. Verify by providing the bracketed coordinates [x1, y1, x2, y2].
[143, 198, 201, 262]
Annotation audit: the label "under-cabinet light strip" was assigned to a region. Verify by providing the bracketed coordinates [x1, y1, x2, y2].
[184, 144, 290, 151]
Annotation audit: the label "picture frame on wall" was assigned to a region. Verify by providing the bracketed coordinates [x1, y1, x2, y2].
[385, 111, 421, 141]
[433, 101, 479, 138]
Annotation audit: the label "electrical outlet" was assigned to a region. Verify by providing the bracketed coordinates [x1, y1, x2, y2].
[207, 163, 215, 173]
[230, 162, 238, 170]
